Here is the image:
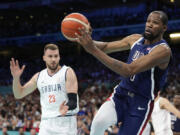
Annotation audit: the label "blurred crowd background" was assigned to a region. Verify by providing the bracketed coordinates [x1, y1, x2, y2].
[0, 0, 180, 135]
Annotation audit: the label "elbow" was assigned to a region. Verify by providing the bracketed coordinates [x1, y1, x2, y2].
[121, 64, 136, 77]
[14, 95, 23, 99]
[14, 93, 23, 99]
[13, 87, 24, 99]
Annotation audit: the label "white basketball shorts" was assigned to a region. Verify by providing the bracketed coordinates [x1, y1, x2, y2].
[39, 116, 77, 135]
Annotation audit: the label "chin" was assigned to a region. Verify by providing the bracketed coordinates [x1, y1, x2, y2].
[143, 33, 154, 41]
[48, 65, 58, 71]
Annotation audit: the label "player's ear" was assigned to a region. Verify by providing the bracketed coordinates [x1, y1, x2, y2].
[163, 25, 167, 32]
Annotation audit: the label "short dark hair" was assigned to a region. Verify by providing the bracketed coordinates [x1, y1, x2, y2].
[151, 11, 168, 25]
[44, 44, 59, 53]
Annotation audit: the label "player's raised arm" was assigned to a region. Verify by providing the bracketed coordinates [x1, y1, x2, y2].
[93, 34, 142, 54]
[76, 27, 141, 54]
[160, 97, 180, 119]
[10, 58, 38, 99]
[76, 31, 171, 77]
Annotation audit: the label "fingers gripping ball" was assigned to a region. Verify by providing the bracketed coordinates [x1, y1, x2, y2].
[61, 13, 89, 41]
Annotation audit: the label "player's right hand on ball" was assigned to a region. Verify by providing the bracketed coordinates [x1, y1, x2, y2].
[75, 27, 96, 54]
[75, 27, 93, 45]
[59, 101, 69, 116]
[10, 58, 26, 79]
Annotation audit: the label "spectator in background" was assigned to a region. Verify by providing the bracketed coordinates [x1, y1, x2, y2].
[18, 127, 25, 135]
[30, 128, 37, 135]
[23, 118, 32, 132]
[2, 126, 8, 135]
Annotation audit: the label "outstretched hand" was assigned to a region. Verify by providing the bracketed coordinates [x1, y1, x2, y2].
[59, 101, 69, 116]
[10, 58, 26, 79]
[75, 27, 96, 54]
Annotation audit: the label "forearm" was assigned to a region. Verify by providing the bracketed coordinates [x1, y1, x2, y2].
[93, 40, 108, 52]
[93, 40, 131, 54]
[12, 77, 23, 99]
[90, 46, 131, 77]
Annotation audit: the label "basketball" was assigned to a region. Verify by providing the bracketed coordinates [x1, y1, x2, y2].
[61, 13, 89, 41]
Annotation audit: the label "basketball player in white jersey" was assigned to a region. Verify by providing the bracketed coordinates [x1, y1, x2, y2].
[10, 44, 79, 135]
[151, 92, 180, 135]
[171, 95, 180, 135]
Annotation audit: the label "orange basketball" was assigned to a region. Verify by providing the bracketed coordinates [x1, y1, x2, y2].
[61, 13, 89, 41]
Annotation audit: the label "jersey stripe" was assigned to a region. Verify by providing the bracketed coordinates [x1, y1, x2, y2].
[151, 68, 155, 100]
[137, 100, 154, 135]
[130, 37, 143, 50]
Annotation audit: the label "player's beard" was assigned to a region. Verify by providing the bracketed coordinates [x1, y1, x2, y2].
[47, 63, 59, 71]
[143, 29, 162, 41]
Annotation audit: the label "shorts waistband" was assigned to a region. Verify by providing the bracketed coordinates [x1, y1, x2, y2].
[41, 114, 76, 120]
[57, 114, 76, 117]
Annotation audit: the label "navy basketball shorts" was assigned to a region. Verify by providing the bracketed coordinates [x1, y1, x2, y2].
[112, 91, 154, 135]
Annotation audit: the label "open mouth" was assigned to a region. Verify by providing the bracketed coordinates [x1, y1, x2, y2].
[145, 29, 152, 34]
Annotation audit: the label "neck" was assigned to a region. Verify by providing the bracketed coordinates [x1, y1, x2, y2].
[47, 65, 61, 76]
[144, 35, 163, 45]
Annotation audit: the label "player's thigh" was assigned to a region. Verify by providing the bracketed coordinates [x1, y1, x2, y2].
[39, 116, 77, 135]
[118, 106, 152, 135]
[38, 119, 50, 135]
[57, 116, 77, 135]
[118, 115, 146, 135]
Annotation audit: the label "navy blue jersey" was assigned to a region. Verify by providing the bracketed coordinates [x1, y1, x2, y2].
[115, 37, 169, 100]
[171, 113, 180, 132]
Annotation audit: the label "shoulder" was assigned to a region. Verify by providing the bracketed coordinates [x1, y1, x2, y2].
[32, 72, 40, 82]
[38, 68, 47, 74]
[151, 42, 171, 52]
[125, 34, 142, 47]
[129, 34, 142, 38]
[64, 65, 74, 73]
[124, 34, 142, 40]
[66, 67, 75, 73]
[65, 67, 78, 84]
[150, 43, 171, 57]
[159, 97, 170, 109]
[66, 67, 77, 77]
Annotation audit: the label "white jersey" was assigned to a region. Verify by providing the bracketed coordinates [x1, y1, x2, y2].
[37, 65, 79, 119]
[151, 97, 173, 135]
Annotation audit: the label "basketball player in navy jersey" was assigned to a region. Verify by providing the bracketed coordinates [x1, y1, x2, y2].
[75, 11, 171, 135]
[10, 44, 79, 135]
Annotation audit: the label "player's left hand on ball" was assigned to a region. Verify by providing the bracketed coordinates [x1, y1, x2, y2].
[59, 101, 69, 116]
